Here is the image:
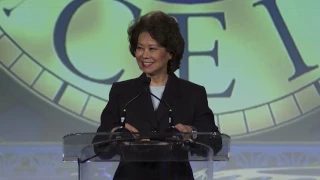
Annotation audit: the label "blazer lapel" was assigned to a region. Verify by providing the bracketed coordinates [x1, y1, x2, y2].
[154, 73, 180, 125]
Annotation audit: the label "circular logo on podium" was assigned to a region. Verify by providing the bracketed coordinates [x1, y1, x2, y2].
[0, 0, 319, 138]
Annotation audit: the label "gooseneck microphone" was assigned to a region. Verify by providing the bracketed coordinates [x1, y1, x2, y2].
[115, 77, 151, 132]
[144, 77, 180, 133]
[89, 78, 151, 162]
[86, 77, 186, 163]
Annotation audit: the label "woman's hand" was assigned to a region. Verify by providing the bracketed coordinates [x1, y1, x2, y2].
[111, 123, 139, 133]
[124, 123, 139, 133]
[174, 123, 193, 140]
[111, 123, 140, 138]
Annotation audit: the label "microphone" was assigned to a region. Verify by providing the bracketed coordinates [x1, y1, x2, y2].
[104, 78, 150, 159]
[115, 77, 151, 133]
[144, 77, 180, 133]
[145, 77, 195, 151]
[91, 83, 150, 162]
[89, 77, 182, 162]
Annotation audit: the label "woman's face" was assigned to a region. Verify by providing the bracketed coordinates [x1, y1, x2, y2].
[135, 32, 172, 77]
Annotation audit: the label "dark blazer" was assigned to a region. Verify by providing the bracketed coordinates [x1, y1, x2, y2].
[95, 73, 220, 180]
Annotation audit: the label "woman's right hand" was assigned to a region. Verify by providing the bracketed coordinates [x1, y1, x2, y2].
[124, 123, 139, 133]
[111, 123, 139, 132]
[111, 123, 139, 137]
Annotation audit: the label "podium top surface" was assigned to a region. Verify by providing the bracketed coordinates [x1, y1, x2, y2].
[62, 132, 231, 163]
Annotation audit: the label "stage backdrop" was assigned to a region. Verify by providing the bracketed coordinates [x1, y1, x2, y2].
[0, 0, 320, 179]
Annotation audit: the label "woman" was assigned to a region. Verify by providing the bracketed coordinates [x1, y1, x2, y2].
[94, 11, 220, 180]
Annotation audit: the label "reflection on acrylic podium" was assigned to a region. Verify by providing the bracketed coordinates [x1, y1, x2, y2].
[63, 132, 231, 180]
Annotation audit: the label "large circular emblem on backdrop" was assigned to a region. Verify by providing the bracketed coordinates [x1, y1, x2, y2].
[0, 0, 319, 138]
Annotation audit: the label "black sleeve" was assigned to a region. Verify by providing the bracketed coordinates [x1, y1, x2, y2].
[192, 86, 222, 155]
[193, 86, 219, 133]
[97, 83, 121, 133]
[92, 83, 121, 145]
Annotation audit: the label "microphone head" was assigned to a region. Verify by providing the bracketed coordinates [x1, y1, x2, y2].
[143, 77, 151, 91]
[145, 77, 151, 84]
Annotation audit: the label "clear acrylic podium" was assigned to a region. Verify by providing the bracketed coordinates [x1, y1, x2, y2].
[63, 132, 231, 180]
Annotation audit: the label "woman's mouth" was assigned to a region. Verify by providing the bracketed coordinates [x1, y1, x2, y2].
[142, 61, 154, 67]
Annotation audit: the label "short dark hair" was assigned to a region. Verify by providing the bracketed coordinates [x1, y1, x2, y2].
[127, 11, 185, 74]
